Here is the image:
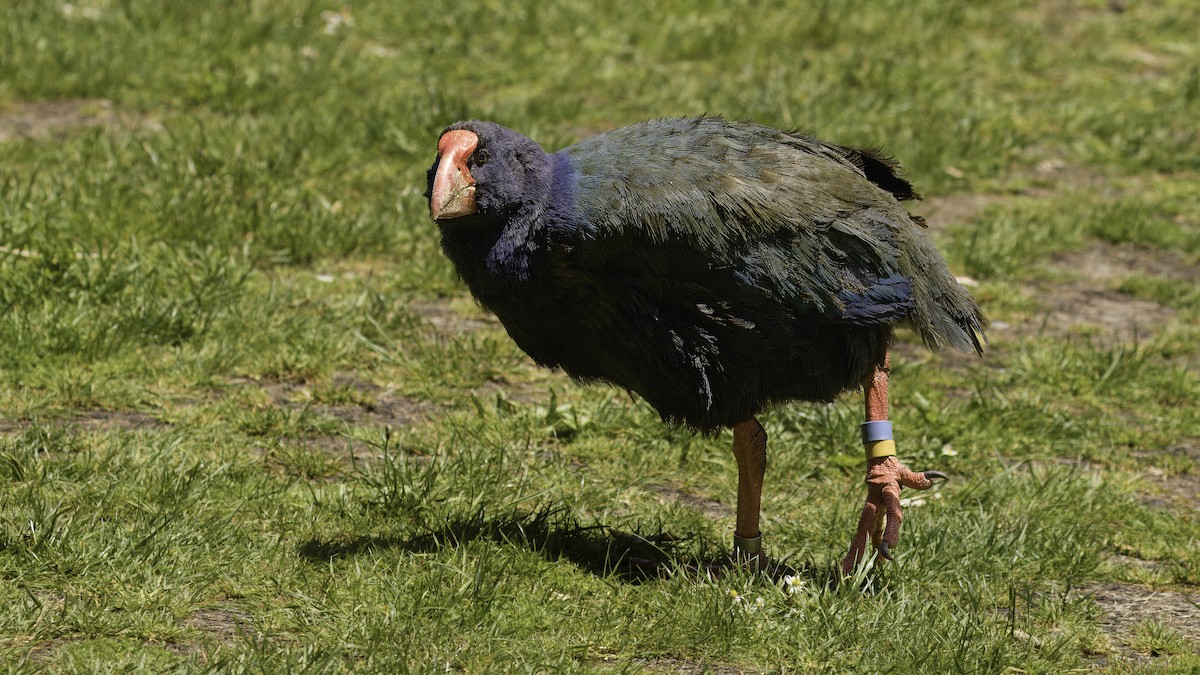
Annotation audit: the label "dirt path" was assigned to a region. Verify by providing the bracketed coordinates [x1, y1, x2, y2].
[0, 99, 159, 142]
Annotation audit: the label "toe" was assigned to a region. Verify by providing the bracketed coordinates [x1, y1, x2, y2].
[842, 495, 882, 575]
[878, 539, 893, 561]
[881, 484, 904, 551]
[897, 464, 948, 491]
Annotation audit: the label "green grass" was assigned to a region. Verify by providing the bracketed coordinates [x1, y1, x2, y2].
[2, 0, 1199, 671]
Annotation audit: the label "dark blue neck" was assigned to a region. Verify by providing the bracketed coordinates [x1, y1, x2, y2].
[438, 153, 579, 307]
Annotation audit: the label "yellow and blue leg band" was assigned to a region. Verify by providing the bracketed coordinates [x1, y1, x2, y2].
[862, 420, 896, 460]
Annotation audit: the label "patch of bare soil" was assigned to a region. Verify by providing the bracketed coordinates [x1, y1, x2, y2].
[1085, 583, 1200, 653]
[26, 637, 75, 664]
[182, 606, 253, 641]
[296, 398, 430, 428]
[1054, 243, 1200, 286]
[474, 378, 548, 406]
[1016, 0, 1130, 41]
[1137, 475, 1200, 511]
[1106, 553, 1163, 573]
[0, 410, 168, 434]
[617, 656, 749, 674]
[646, 483, 732, 520]
[291, 434, 358, 454]
[1135, 442, 1200, 511]
[252, 434, 386, 465]
[912, 193, 1009, 233]
[1020, 242, 1186, 342]
[263, 374, 433, 429]
[408, 300, 498, 334]
[1088, 447, 1200, 658]
[1029, 283, 1173, 342]
[168, 606, 254, 655]
[911, 158, 1114, 234]
[72, 410, 169, 430]
[0, 99, 159, 142]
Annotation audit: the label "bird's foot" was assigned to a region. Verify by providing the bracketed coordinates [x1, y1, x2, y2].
[840, 456, 947, 576]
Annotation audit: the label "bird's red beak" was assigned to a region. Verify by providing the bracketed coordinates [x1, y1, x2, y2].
[430, 130, 479, 221]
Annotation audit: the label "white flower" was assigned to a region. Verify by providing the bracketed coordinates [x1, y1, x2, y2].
[62, 3, 103, 19]
[728, 589, 764, 613]
[321, 9, 355, 35]
[782, 575, 805, 595]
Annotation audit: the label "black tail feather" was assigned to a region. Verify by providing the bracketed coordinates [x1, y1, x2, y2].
[836, 144, 922, 202]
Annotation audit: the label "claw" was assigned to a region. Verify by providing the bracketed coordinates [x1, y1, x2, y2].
[843, 455, 943, 575]
[878, 540, 893, 561]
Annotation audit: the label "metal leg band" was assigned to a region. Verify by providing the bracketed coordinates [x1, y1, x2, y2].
[733, 533, 762, 556]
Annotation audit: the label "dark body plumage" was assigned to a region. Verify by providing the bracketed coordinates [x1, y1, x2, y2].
[431, 117, 985, 432]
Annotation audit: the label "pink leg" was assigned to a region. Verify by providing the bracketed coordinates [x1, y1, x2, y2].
[841, 352, 947, 576]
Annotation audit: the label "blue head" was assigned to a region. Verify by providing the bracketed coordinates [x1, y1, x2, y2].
[427, 121, 554, 226]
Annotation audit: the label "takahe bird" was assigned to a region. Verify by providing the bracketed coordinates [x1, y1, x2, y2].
[427, 117, 985, 574]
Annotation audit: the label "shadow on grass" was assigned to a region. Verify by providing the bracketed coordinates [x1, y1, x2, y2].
[297, 506, 828, 585]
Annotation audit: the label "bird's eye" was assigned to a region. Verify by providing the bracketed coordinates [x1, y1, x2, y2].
[470, 146, 489, 167]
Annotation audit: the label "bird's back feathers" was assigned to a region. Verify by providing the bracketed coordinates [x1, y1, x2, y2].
[563, 117, 984, 354]
[433, 117, 986, 430]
